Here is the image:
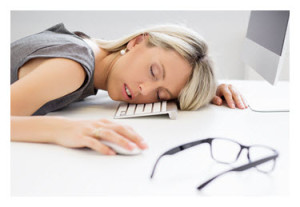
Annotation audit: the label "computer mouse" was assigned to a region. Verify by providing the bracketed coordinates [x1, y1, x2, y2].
[100, 140, 142, 155]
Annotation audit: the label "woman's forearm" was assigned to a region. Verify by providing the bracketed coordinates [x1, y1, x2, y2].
[11, 115, 148, 155]
[11, 116, 68, 144]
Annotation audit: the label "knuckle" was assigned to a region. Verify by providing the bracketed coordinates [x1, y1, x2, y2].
[220, 83, 227, 88]
[223, 90, 231, 97]
[75, 135, 86, 145]
[116, 124, 128, 132]
[127, 125, 134, 131]
[118, 137, 128, 145]
[101, 128, 112, 137]
[117, 124, 126, 130]
[230, 90, 237, 96]
[85, 138, 96, 147]
[99, 144, 111, 154]
[235, 98, 241, 104]
[120, 138, 133, 149]
[124, 125, 134, 131]
[98, 118, 110, 123]
[84, 126, 94, 134]
[233, 90, 240, 97]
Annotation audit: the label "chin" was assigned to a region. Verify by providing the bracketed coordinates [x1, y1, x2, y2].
[108, 94, 118, 101]
[107, 90, 121, 101]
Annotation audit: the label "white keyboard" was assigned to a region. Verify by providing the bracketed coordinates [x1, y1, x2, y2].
[114, 101, 178, 120]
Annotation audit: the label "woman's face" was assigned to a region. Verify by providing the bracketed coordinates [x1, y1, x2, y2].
[106, 35, 192, 104]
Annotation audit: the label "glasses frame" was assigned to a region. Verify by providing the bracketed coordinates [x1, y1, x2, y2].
[149, 137, 279, 191]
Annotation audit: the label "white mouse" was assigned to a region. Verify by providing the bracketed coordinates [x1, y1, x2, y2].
[101, 140, 142, 155]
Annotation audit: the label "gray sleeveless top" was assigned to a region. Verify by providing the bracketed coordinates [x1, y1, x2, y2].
[11, 23, 98, 115]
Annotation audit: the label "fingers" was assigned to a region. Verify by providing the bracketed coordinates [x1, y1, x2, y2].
[82, 136, 116, 155]
[221, 85, 236, 108]
[228, 85, 248, 109]
[215, 84, 248, 109]
[93, 127, 142, 151]
[212, 96, 223, 106]
[240, 94, 249, 108]
[57, 119, 146, 156]
[92, 119, 148, 151]
[228, 85, 242, 109]
[107, 123, 148, 149]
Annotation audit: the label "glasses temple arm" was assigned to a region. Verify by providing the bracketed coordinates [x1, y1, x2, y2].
[197, 170, 230, 191]
[233, 154, 278, 172]
[150, 139, 212, 179]
[150, 154, 164, 179]
[197, 154, 278, 191]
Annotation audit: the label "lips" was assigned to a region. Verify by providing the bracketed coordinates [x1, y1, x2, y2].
[123, 84, 133, 100]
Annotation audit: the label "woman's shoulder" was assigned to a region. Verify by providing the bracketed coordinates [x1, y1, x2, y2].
[14, 23, 95, 67]
[43, 23, 75, 36]
[13, 23, 93, 54]
[11, 23, 95, 85]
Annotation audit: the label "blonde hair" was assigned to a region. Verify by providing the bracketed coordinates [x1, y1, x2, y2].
[92, 24, 217, 110]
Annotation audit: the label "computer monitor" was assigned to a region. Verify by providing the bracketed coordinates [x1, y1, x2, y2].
[242, 10, 289, 85]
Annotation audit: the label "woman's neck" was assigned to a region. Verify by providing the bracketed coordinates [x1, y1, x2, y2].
[83, 38, 119, 90]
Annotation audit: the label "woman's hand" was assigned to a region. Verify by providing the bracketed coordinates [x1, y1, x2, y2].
[211, 84, 248, 109]
[53, 118, 148, 155]
[11, 116, 148, 155]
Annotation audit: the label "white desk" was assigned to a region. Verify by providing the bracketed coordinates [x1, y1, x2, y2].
[11, 80, 289, 196]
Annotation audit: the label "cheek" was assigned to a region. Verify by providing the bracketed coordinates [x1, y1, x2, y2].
[124, 51, 149, 74]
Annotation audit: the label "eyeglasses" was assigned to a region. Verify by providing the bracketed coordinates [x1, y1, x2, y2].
[150, 137, 279, 191]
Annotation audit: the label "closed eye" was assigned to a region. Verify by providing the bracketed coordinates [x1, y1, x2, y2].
[150, 66, 156, 79]
[150, 66, 161, 101]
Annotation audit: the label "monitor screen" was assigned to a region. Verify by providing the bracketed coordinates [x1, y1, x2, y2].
[246, 11, 289, 56]
[242, 10, 289, 85]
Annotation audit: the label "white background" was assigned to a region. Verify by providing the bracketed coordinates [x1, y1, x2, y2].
[10, 10, 289, 81]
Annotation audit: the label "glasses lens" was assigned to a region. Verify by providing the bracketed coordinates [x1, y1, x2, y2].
[211, 138, 241, 163]
[248, 146, 276, 173]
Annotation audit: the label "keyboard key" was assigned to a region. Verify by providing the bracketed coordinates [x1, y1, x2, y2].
[144, 103, 153, 113]
[153, 102, 161, 112]
[135, 104, 145, 114]
[126, 104, 137, 115]
[116, 103, 128, 117]
[162, 101, 167, 112]
[114, 101, 178, 119]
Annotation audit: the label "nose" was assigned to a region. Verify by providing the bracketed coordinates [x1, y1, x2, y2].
[138, 82, 155, 96]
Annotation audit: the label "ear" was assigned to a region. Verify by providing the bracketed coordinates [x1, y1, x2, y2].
[127, 34, 149, 50]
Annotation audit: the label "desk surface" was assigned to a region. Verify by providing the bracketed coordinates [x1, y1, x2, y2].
[11, 80, 289, 196]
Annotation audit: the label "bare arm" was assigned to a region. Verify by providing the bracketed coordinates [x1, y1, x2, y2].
[11, 116, 69, 144]
[11, 58, 86, 116]
[11, 116, 148, 155]
[10, 58, 147, 154]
